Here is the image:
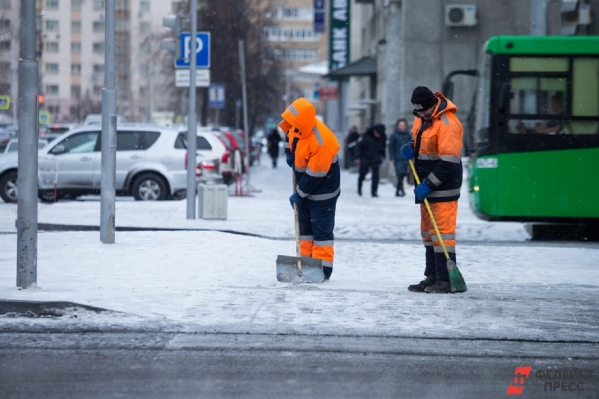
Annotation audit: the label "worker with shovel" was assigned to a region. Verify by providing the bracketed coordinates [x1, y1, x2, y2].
[279, 98, 341, 281]
[401, 86, 466, 294]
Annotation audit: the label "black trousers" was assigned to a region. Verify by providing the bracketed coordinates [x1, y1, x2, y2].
[358, 162, 380, 196]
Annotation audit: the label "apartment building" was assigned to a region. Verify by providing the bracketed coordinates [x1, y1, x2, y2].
[265, 0, 328, 116]
[0, 0, 173, 124]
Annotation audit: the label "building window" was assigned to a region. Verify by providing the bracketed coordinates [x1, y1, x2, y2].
[0, 0, 11, 9]
[45, 63, 59, 74]
[71, 42, 81, 53]
[48, 105, 60, 114]
[71, 0, 81, 11]
[45, 20, 59, 31]
[71, 85, 81, 97]
[93, 0, 104, 10]
[116, 0, 129, 10]
[93, 21, 104, 32]
[71, 21, 81, 32]
[0, 19, 10, 29]
[139, 21, 150, 34]
[140, 0, 149, 12]
[0, 41, 9, 52]
[46, 0, 59, 10]
[0, 62, 9, 74]
[71, 63, 81, 75]
[139, 65, 148, 76]
[115, 20, 130, 31]
[45, 85, 59, 95]
[93, 85, 102, 96]
[44, 42, 59, 52]
[93, 42, 104, 53]
[93, 64, 104, 74]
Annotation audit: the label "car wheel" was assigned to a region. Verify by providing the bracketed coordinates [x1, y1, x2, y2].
[132, 173, 168, 201]
[0, 171, 18, 203]
[38, 190, 56, 203]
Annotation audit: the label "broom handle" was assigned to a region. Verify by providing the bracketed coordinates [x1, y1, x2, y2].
[409, 159, 451, 261]
[292, 164, 302, 271]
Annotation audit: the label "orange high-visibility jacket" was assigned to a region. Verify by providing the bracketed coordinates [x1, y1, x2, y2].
[411, 92, 463, 203]
[279, 98, 340, 202]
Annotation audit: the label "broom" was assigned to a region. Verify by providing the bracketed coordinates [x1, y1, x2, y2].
[409, 159, 467, 293]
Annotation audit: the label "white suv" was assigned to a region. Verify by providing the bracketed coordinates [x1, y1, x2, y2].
[0, 125, 215, 202]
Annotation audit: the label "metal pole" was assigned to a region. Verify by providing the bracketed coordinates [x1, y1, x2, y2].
[11, 22, 19, 123]
[238, 40, 251, 188]
[100, 0, 117, 243]
[186, 0, 198, 219]
[16, 0, 39, 289]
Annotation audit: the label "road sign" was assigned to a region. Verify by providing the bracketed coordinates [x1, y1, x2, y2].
[319, 87, 338, 100]
[175, 69, 210, 87]
[175, 32, 211, 68]
[39, 111, 50, 125]
[0, 95, 9, 110]
[209, 84, 225, 109]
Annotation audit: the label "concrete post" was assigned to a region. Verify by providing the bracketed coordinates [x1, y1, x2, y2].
[16, 0, 39, 289]
[100, 0, 117, 243]
[238, 40, 252, 190]
[383, 0, 402, 132]
[187, 0, 198, 219]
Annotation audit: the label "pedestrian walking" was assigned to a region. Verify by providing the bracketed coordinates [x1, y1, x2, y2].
[389, 118, 412, 196]
[266, 128, 282, 168]
[280, 98, 341, 280]
[344, 125, 360, 168]
[401, 86, 463, 294]
[357, 123, 386, 197]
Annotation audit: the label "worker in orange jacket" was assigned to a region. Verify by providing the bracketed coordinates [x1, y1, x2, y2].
[279, 98, 341, 280]
[400, 86, 463, 294]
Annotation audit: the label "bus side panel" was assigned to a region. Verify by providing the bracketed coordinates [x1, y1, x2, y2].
[468, 156, 498, 220]
[496, 148, 599, 219]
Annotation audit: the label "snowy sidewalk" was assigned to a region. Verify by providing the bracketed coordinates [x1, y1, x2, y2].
[0, 162, 598, 343]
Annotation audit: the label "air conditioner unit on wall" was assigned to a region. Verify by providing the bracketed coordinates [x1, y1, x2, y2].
[445, 5, 477, 27]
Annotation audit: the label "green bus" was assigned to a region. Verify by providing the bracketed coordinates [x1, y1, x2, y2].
[452, 36, 599, 239]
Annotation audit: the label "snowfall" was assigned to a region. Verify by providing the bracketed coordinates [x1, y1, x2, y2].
[0, 157, 598, 344]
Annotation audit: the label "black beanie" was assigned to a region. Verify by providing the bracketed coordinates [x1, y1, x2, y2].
[374, 123, 386, 135]
[411, 86, 437, 111]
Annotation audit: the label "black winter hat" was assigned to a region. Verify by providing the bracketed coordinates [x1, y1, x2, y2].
[373, 123, 386, 134]
[411, 86, 437, 111]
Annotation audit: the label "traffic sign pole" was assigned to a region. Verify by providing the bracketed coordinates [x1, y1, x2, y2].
[186, 0, 197, 220]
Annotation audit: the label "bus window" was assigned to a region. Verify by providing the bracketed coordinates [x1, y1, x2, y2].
[570, 58, 599, 135]
[509, 57, 568, 72]
[508, 77, 567, 135]
[474, 52, 491, 144]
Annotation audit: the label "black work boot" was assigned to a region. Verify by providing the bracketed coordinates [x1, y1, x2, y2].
[408, 274, 435, 292]
[358, 183, 362, 196]
[425, 280, 451, 294]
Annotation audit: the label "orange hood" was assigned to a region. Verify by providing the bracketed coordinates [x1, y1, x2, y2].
[278, 98, 317, 140]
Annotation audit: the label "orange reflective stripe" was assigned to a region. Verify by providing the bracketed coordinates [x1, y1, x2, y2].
[300, 239, 314, 257]
[312, 244, 334, 263]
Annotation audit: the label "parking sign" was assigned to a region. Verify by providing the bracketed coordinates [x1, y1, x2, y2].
[175, 32, 211, 68]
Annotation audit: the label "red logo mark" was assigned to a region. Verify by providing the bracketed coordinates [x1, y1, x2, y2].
[507, 366, 533, 395]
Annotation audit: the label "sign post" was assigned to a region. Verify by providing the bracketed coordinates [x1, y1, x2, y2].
[209, 84, 225, 127]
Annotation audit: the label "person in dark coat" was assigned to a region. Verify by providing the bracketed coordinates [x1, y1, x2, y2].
[389, 118, 412, 196]
[266, 128, 282, 168]
[344, 125, 360, 168]
[356, 123, 386, 197]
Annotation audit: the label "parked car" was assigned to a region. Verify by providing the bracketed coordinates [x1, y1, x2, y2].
[2, 138, 49, 153]
[178, 128, 234, 185]
[0, 125, 214, 203]
[40, 123, 79, 142]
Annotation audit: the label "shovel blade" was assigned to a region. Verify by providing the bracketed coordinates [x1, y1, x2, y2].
[276, 255, 325, 283]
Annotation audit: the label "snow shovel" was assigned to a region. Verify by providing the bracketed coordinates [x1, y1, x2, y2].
[276, 166, 325, 283]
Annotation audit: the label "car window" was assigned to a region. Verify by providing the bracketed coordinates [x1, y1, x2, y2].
[54, 132, 99, 154]
[117, 131, 160, 151]
[175, 132, 213, 151]
[7, 142, 18, 152]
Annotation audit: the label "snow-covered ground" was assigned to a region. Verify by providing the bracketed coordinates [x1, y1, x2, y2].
[0, 160, 597, 343]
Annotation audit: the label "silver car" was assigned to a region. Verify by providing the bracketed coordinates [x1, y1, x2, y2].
[0, 125, 215, 202]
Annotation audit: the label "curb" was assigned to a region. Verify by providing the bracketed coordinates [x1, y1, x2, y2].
[0, 299, 109, 316]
